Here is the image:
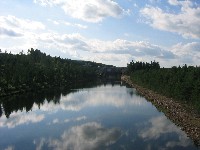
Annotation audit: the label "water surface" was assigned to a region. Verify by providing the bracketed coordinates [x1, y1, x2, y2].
[0, 82, 198, 150]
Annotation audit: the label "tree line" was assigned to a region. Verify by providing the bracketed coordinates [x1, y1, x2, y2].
[0, 48, 108, 96]
[127, 60, 160, 73]
[127, 61, 200, 112]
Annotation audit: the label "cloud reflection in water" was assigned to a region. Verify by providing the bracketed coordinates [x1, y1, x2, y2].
[34, 85, 147, 113]
[35, 122, 122, 150]
[139, 116, 191, 148]
[48, 116, 87, 125]
[0, 112, 44, 128]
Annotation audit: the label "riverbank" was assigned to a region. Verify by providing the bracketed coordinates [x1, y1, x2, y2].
[121, 75, 200, 146]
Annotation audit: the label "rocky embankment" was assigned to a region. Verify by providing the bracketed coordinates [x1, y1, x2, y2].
[121, 75, 200, 146]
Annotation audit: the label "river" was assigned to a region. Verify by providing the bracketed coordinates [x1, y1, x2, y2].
[0, 81, 199, 150]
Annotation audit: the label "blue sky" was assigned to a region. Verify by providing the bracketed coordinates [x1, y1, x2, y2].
[0, 0, 200, 67]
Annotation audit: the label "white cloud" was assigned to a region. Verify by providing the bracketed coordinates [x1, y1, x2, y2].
[64, 119, 70, 123]
[53, 118, 59, 124]
[0, 112, 45, 128]
[140, 116, 180, 139]
[64, 22, 88, 29]
[34, 122, 122, 150]
[32, 85, 147, 113]
[48, 116, 87, 125]
[0, 28, 22, 37]
[4, 146, 15, 150]
[74, 23, 88, 29]
[34, 0, 128, 23]
[0, 15, 45, 37]
[3, 15, 200, 68]
[33, 0, 53, 6]
[140, 1, 200, 39]
[47, 19, 60, 25]
[17, 29, 173, 66]
[85, 53, 131, 64]
[168, 0, 179, 6]
[82, 39, 176, 67]
[43, 35, 173, 61]
[0, 27, 176, 67]
[168, 0, 193, 7]
[37, 33, 89, 54]
[170, 42, 200, 65]
[172, 42, 200, 54]
[139, 116, 191, 148]
[0, 15, 45, 53]
[75, 116, 87, 121]
[47, 19, 88, 29]
[149, 0, 160, 4]
[34, 138, 45, 150]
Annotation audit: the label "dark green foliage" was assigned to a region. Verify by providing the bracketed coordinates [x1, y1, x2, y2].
[0, 48, 108, 96]
[128, 61, 200, 112]
[127, 60, 160, 73]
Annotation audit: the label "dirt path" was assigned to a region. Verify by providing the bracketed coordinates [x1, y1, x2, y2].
[121, 75, 200, 146]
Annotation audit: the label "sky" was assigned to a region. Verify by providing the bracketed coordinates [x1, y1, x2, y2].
[0, 0, 200, 67]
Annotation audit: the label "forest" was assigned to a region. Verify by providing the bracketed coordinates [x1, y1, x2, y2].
[0, 48, 113, 96]
[127, 61, 200, 112]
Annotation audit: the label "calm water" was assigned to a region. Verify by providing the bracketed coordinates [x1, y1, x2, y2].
[0, 81, 199, 150]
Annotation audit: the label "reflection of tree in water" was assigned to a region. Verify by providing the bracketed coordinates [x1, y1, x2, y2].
[126, 88, 136, 97]
[0, 81, 115, 118]
[0, 89, 63, 118]
[0, 104, 2, 117]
